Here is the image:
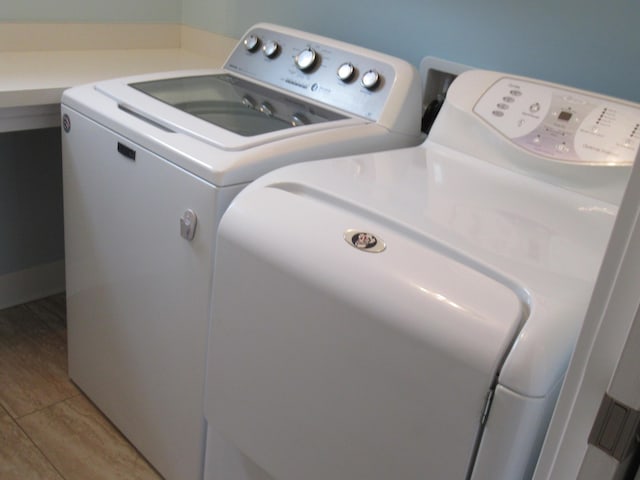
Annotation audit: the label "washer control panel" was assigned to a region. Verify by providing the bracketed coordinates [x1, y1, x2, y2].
[224, 25, 399, 121]
[474, 77, 640, 165]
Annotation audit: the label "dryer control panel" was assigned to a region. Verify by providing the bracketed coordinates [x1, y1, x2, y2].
[474, 77, 640, 165]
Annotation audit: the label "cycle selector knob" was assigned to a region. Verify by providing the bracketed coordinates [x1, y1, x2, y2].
[262, 40, 280, 58]
[295, 48, 318, 72]
[337, 62, 356, 82]
[243, 35, 261, 52]
[241, 95, 256, 109]
[291, 113, 309, 126]
[259, 102, 274, 116]
[361, 69, 381, 90]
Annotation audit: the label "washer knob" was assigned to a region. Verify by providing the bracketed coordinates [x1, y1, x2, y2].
[241, 95, 256, 109]
[361, 69, 381, 90]
[291, 113, 309, 126]
[337, 62, 356, 82]
[259, 102, 274, 116]
[243, 35, 261, 52]
[295, 48, 318, 72]
[262, 40, 280, 58]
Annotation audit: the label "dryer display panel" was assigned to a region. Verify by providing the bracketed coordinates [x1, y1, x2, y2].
[474, 77, 640, 165]
[130, 74, 346, 137]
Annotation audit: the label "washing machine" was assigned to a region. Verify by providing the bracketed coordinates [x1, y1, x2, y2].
[61, 23, 423, 480]
[202, 69, 640, 480]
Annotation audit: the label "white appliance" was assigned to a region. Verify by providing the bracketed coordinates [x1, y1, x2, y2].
[203, 70, 640, 480]
[61, 23, 423, 480]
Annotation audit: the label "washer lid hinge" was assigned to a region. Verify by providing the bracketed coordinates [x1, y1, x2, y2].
[480, 388, 495, 426]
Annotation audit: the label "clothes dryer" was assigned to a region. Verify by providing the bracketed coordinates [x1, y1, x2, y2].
[61, 23, 423, 480]
[203, 70, 640, 480]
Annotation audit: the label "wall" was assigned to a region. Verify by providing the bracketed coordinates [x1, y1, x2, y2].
[0, 128, 64, 275]
[4, 0, 638, 101]
[182, 0, 640, 103]
[1, 0, 180, 23]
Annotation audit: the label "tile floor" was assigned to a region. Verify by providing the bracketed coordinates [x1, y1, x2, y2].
[0, 294, 162, 480]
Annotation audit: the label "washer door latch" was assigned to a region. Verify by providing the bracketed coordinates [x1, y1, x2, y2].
[180, 209, 198, 241]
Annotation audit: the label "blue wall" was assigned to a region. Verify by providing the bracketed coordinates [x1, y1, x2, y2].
[4, 0, 638, 102]
[182, 0, 640, 103]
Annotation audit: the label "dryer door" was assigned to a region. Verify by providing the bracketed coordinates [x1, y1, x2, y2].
[204, 183, 524, 480]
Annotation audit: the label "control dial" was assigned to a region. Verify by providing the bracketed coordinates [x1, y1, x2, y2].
[291, 113, 309, 126]
[337, 62, 356, 82]
[259, 102, 274, 116]
[243, 35, 261, 52]
[361, 69, 381, 90]
[295, 48, 318, 72]
[241, 95, 256, 109]
[262, 40, 280, 58]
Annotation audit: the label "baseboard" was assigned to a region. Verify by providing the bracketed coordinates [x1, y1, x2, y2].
[0, 260, 65, 310]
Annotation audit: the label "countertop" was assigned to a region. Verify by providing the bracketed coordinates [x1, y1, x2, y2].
[0, 23, 236, 110]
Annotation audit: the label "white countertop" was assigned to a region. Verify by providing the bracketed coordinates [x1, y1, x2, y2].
[0, 23, 236, 119]
[0, 48, 222, 109]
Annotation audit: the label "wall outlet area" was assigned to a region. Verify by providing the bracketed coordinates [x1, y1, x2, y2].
[419, 56, 472, 134]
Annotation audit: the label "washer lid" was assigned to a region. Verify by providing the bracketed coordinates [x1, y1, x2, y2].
[95, 70, 360, 152]
[128, 73, 346, 137]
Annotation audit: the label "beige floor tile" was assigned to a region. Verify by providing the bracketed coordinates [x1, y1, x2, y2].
[18, 395, 162, 480]
[0, 305, 78, 418]
[0, 411, 64, 480]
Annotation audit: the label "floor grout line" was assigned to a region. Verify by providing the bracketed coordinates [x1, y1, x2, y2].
[12, 390, 83, 422]
[12, 412, 68, 480]
[0, 294, 163, 480]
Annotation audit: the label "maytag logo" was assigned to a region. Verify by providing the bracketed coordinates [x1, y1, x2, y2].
[344, 229, 386, 253]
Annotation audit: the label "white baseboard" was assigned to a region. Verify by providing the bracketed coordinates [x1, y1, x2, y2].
[0, 260, 65, 310]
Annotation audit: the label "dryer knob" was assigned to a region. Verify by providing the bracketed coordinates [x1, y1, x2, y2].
[295, 48, 318, 72]
[361, 69, 381, 90]
[262, 40, 280, 58]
